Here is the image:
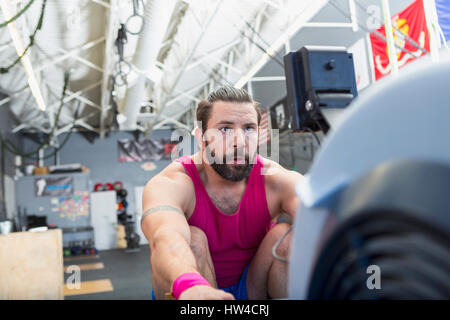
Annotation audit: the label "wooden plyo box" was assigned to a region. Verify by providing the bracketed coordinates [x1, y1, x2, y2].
[0, 229, 64, 300]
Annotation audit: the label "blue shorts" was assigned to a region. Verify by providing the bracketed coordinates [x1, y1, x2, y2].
[220, 263, 250, 300]
[151, 264, 250, 300]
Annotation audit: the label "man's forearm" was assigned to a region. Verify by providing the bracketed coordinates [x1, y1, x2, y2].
[150, 229, 199, 294]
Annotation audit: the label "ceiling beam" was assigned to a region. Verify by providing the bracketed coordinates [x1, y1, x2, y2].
[185, 38, 241, 71]
[55, 46, 104, 73]
[45, 80, 103, 112]
[235, 0, 328, 88]
[0, 87, 29, 107]
[11, 121, 51, 134]
[0, 0, 47, 111]
[146, 0, 225, 136]
[91, 0, 110, 9]
[165, 79, 209, 107]
[152, 107, 193, 131]
[250, 76, 285, 82]
[34, 37, 105, 73]
[55, 111, 99, 136]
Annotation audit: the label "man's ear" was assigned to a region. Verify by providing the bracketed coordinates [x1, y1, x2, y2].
[194, 126, 203, 151]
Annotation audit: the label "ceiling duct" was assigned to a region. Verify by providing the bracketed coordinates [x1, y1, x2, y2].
[121, 0, 177, 130]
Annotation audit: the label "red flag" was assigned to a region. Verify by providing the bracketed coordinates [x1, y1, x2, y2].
[370, 0, 430, 80]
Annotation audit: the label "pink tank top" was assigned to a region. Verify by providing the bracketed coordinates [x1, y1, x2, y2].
[175, 154, 272, 288]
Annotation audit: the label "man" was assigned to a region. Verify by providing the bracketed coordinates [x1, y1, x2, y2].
[141, 86, 303, 300]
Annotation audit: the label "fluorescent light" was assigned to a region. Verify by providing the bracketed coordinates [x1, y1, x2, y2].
[1, 0, 47, 111]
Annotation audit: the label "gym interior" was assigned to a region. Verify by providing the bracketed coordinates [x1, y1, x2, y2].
[0, 0, 449, 301]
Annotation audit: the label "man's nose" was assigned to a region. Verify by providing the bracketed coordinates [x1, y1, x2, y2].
[232, 129, 246, 148]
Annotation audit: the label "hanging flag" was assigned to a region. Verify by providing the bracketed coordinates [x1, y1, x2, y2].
[435, 0, 450, 43]
[370, 0, 430, 80]
[258, 109, 271, 146]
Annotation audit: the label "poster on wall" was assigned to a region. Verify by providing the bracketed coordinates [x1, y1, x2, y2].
[51, 191, 90, 221]
[118, 138, 178, 162]
[34, 176, 73, 197]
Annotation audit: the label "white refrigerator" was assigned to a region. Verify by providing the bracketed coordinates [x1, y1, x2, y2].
[90, 190, 117, 250]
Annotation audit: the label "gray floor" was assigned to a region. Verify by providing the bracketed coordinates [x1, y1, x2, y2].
[64, 245, 153, 300]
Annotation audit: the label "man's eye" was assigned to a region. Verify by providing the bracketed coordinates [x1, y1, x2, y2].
[245, 127, 255, 133]
[220, 127, 231, 133]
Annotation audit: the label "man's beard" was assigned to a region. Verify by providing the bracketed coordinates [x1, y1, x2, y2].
[205, 144, 256, 182]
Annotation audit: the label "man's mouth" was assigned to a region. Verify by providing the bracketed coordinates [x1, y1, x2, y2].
[232, 157, 246, 164]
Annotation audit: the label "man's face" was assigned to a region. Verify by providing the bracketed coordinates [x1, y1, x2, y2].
[202, 101, 259, 182]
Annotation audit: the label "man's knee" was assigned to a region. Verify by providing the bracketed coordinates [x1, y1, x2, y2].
[189, 226, 209, 259]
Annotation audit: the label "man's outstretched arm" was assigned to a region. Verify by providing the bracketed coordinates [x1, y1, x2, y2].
[141, 173, 234, 300]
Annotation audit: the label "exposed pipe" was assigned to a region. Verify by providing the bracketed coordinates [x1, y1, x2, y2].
[145, 0, 224, 137]
[381, 0, 399, 76]
[121, 0, 177, 130]
[423, 0, 441, 62]
[100, 0, 119, 139]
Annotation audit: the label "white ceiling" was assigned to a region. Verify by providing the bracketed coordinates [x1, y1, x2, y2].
[0, 0, 328, 140]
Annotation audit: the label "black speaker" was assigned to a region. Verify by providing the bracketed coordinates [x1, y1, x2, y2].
[284, 46, 358, 133]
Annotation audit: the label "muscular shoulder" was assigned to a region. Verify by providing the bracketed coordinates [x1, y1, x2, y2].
[144, 160, 195, 213]
[259, 156, 304, 217]
[154, 160, 192, 181]
[259, 156, 304, 192]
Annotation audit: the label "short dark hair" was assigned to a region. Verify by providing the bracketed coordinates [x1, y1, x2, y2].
[196, 86, 261, 133]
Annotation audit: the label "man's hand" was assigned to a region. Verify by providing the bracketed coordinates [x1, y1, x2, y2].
[178, 285, 235, 300]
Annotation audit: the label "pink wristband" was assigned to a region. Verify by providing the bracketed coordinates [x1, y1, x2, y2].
[171, 273, 211, 300]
